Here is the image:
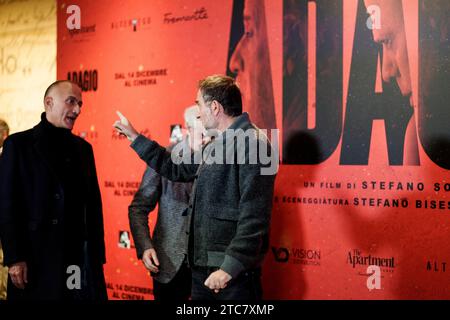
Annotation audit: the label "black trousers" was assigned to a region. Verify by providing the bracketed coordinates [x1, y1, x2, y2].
[152, 261, 191, 301]
[191, 266, 262, 301]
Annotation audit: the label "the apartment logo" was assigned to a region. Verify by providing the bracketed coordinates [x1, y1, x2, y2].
[348, 249, 395, 291]
[347, 249, 395, 270]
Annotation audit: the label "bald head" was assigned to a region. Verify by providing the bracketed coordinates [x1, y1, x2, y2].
[184, 105, 200, 129]
[184, 105, 207, 151]
[44, 80, 83, 130]
[44, 80, 79, 99]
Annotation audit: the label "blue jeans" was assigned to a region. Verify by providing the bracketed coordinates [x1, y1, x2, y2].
[191, 266, 262, 300]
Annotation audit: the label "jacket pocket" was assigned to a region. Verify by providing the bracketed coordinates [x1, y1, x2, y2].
[206, 206, 239, 245]
[206, 205, 239, 221]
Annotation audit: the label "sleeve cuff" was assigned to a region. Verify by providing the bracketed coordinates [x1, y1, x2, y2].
[137, 241, 154, 259]
[131, 134, 156, 158]
[220, 255, 245, 279]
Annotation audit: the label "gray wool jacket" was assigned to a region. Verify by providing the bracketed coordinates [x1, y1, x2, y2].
[130, 113, 277, 278]
[128, 140, 192, 284]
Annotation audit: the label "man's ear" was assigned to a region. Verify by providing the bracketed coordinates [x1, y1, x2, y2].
[211, 100, 222, 116]
[44, 96, 53, 110]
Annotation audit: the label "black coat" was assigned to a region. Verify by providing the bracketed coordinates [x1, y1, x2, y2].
[0, 116, 106, 300]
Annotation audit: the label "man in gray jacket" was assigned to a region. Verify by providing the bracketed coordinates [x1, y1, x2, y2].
[114, 75, 277, 300]
[128, 106, 204, 300]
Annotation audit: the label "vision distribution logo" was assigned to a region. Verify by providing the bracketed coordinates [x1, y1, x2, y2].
[271, 246, 321, 266]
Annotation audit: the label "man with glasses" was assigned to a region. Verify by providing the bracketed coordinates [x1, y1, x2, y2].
[0, 80, 107, 300]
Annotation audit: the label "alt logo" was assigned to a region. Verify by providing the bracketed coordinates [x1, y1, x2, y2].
[426, 260, 447, 272]
[271, 247, 289, 263]
[366, 265, 381, 291]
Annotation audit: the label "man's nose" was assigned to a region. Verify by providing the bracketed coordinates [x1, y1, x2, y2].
[229, 41, 244, 74]
[381, 47, 399, 82]
[73, 104, 81, 115]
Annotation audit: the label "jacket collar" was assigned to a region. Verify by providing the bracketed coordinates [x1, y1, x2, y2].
[31, 113, 74, 188]
[227, 112, 251, 131]
[214, 112, 251, 142]
[32, 112, 72, 142]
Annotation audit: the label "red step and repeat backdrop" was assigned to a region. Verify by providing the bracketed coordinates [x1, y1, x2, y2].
[57, 0, 449, 299]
